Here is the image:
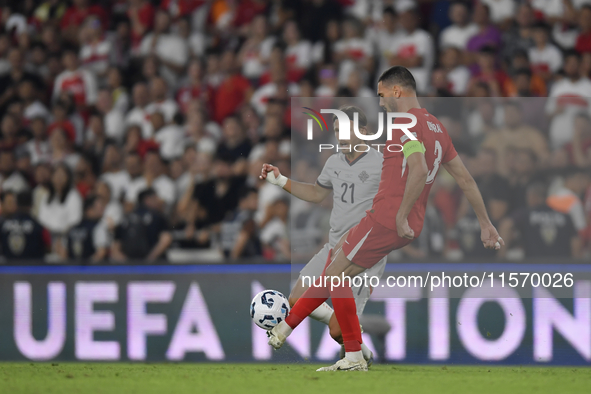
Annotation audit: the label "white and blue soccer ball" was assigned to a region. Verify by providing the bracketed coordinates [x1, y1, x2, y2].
[250, 290, 290, 330]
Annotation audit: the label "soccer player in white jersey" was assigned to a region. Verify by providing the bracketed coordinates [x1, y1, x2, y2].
[259, 105, 386, 366]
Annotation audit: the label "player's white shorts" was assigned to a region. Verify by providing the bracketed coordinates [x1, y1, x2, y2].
[298, 243, 387, 315]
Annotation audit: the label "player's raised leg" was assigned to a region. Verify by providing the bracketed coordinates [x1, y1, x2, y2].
[316, 245, 367, 371]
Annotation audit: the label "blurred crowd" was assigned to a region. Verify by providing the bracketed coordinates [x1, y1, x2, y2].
[0, 0, 590, 263]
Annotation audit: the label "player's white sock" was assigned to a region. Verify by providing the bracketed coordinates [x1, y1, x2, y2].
[360, 343, 372, 360]
[309, 302, 334, 325]
[345, 350, 364, 363]
[275, 320, 293, 338]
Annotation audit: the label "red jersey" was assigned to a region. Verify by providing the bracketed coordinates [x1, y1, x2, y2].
[372, 107, 458, 233]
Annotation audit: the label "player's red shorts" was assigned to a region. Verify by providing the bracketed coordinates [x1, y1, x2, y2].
[341, 211, 413, 269]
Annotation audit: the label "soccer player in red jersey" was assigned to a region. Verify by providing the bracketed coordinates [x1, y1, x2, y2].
[266, 66, 504, 371]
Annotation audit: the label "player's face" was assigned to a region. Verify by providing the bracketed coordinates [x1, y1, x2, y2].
[377, 81, 398, 112]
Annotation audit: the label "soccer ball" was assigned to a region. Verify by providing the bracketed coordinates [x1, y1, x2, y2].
[250, 290, 290, 330]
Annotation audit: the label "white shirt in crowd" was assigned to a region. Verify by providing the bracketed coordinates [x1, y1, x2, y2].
[250, 82, 300, 115]
[242, 37, 275, 79]
[80, 39, 112, 76]
[38, 189, 83, 234]
[0, 172, 30, 194]
[145, 99, 180, 124]
[139, 33, 188, 87]
[370, 26, 403, 78]
[154, 124, 186, 160]
[23, 101, 50, 121]
[124, 175, 177, 208]
[53, 69, 98, 106]
[481, 0, 516, 23]
[546, 77, 591, 150]
[125, 106, 153, 139]
[447, 65, 471, 96]
[285, 41, 312, 70]
[334, 37, 374, 85]
[529, 44, 563, 74]
[391, 28, 434, 93]
[439, 23, 479, 50]
[100, 170, 131, 201]
[24, 139, 51, 165]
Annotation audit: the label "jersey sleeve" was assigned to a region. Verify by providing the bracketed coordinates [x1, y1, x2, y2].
[316, 158, 333, 190]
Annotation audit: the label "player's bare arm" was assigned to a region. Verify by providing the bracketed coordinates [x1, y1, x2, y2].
[442, 155, 504, 250]
[396, 151, 429, 239]
[259, 163, 331, 203]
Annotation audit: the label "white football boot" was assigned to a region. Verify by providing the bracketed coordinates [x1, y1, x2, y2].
[316, 357, 368, 372]
[267, 321, 289, 349]
[339, 345, 374, 368]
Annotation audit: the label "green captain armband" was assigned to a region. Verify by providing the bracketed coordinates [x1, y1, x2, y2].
[402, 140, 426, 158]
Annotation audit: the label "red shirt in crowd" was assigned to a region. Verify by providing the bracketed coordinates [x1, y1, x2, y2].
[213, 75, 251, 124]
[576, 31, 591, 54]
[60, 5, 108, 29]
[234, 0, 267, 27]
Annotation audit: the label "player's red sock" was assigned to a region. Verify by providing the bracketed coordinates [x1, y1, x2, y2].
[330, 279, 362, 353]
[285, 277, 329, 329]
[285, 249, 332, 329]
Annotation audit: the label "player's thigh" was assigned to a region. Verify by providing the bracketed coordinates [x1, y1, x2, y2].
[325, 247, 366, 279]
[290, 244, 330, 300]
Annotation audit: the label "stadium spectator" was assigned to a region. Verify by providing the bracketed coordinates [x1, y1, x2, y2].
[481, 101, 549, 176]
[0, 191, 49, 260]
[124, 148, 176, 212]
[57, 194, 108, 261]
[546, 51, 591, 150]
[0, 149, 29, 193]
[220, 187, 261, 259]
[37, 163, 83, 239]
[111, 188, 172, 261]
[547, 167, 591, 233]
[498, 182, 582, 258]
[138, 10, 188, 87]
[1, 0, 590, 263]
[389, 7, 434, 94]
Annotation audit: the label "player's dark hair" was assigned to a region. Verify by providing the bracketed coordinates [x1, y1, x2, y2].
[334, 105, 368, 128]
[378, 66, 416, 91]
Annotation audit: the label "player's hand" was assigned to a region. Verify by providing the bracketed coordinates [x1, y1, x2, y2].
[259, 163, 288, 187]
[396, 216, 415, 239]
[481, 223, 504, 250]
[259, 163, 280, 180]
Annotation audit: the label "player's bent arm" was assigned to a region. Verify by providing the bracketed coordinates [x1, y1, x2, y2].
[443, 156, 491, 226]
[287, 179, 332, 203]
[260, 163, 331, 203]
[443, 156, 504, 249]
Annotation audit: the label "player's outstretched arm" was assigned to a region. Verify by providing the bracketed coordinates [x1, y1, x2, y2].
[259, 163, 331, 204]
[443, 156, 504, 250]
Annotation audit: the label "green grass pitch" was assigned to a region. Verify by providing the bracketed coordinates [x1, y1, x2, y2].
[0, 363, 589, 394]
